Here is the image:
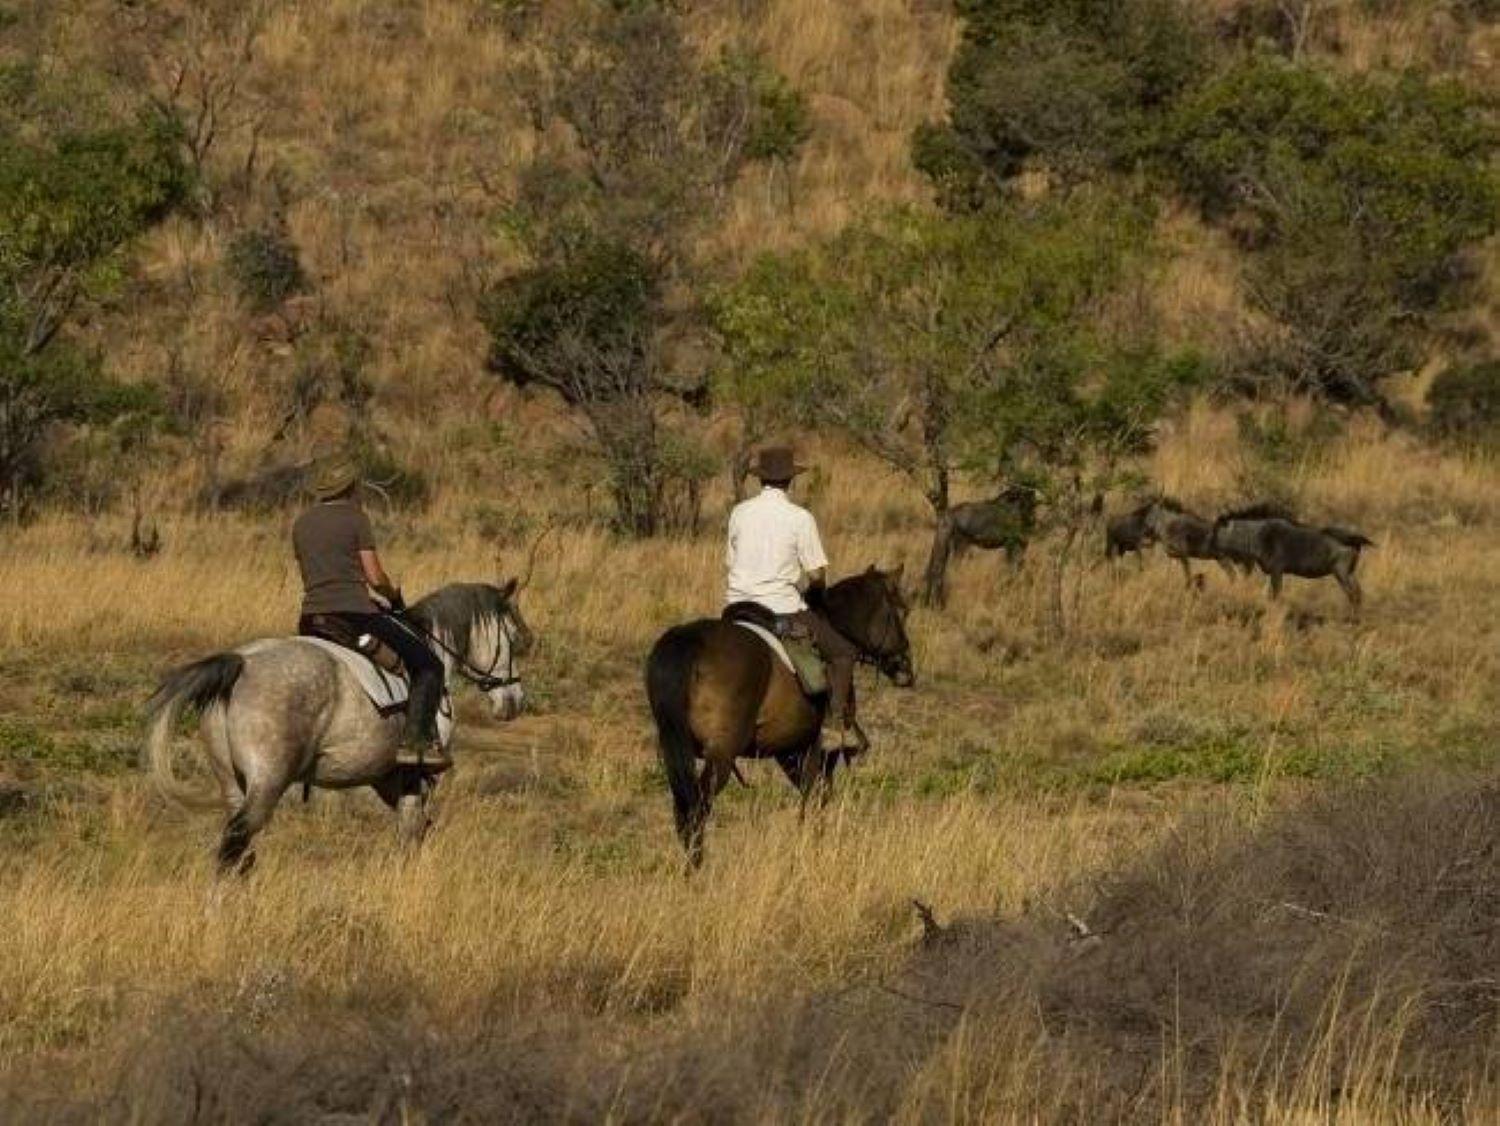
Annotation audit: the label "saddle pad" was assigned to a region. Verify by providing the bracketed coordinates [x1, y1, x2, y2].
[293, 636, 409, 711]
[732, 620, 796, 674]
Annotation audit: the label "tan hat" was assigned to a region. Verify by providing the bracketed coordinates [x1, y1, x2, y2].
[310, 455, 360, 500]
[750, 446, 806, 482]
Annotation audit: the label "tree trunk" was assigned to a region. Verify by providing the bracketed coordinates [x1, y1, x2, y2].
[1048, 522, 1080, 638]
[922, 511, 955, 607]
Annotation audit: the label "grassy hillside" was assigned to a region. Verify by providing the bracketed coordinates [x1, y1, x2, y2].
[5, 0, 1494, 509]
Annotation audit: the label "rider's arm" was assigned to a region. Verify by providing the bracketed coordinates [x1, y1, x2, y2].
[359, 549, 401, 606]
[798, 567, 827, 594]
[796, 511, 830, 592]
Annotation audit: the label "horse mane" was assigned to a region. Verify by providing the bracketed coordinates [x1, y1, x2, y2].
[410, 582, 512, 655]
[1220, 501, 1298, 524]
[821, 568, 907, 655]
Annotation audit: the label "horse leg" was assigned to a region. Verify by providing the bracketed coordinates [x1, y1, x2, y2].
[372, 771, 432, 846]
[685, 755, 733, 867]
[217, 782, 283, 876]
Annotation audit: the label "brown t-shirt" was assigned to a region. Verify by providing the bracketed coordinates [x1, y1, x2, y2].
[292, 500, 378, 616]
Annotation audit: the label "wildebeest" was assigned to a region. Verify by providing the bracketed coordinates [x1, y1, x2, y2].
[1142, 497, 1237, 587]
[947, 485, 1038, 565]
[1105, 502, 1156, 564]
[1211, 505, 1374, 607]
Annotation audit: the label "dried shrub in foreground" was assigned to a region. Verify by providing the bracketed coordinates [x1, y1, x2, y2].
[6, 774, 1497, 1122]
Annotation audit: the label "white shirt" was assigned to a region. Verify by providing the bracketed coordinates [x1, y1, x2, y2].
[725, 486, 829, 614]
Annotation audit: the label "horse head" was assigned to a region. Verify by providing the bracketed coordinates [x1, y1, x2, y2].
[824, 565, 915, 688]
[412, 581, 531, 721]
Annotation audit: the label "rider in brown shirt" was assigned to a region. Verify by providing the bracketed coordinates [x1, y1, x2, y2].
[293, 457, 448, 769]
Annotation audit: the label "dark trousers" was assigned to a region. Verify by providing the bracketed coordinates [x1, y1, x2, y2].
[300, 612, 444, 746]
[785, 610, 858, 728]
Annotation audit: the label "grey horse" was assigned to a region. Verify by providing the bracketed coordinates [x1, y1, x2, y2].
[144, 581, 532, 872]
[1142, 497, 1237, 588]
[1212, 505, 1374, 607]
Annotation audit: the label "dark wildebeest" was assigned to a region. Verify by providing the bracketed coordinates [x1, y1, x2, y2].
[1211, 504, 1374, 608]
[1105, 502, 1156, 564]
[1142, 497, 1237, 588]
[947, 485, 1038, 566]
[645, 567, 915, 867]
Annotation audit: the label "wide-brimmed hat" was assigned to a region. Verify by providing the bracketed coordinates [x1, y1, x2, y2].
[750, 446, 806, 482]
[310, 455, 361, 500]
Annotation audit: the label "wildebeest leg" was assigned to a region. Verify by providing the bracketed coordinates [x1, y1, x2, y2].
[1335, 564, 1363, 610]
[1177, 557, 1195, 588]
[1268, 570, 1284, 600]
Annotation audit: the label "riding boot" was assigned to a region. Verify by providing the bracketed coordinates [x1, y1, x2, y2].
[396, 670, 451, 771]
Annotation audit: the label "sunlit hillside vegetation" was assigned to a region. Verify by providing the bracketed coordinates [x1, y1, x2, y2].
[0, 0, 1494, 516]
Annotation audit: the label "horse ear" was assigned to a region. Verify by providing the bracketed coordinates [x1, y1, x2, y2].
[888, 562, 905, 584]
[866, 563, 878, 575]
[499, 577, 518, 599]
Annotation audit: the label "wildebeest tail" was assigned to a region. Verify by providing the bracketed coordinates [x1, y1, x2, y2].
[143, 652, 244, 809]
[646, 624, 703, 834]
[1323, 526, 1375, 550]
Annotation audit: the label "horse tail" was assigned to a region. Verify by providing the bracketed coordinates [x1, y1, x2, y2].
[646, 625, 704, 836]
[143, 652, 244, 810]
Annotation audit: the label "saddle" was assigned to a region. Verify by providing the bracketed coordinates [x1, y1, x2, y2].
[722, 602, 830, 698]
[299, 613, 406, 678]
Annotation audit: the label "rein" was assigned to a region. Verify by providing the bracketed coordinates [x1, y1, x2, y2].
[397, 611, 521, 692]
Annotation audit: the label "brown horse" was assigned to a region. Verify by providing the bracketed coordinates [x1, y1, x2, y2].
[645, 566, 915, 866]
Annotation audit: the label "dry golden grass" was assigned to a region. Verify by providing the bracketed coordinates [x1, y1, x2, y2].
[2, 411, 1500, 1117]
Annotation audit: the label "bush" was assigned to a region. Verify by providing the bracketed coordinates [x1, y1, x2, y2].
[704, 48, 811, 165]
[1427, 360, 1500, 444]
[1164, 59, 1499, 406]
[919, 0, 1210, 200]
[226, 224, 306, 312]
[0, 108, 185, 512]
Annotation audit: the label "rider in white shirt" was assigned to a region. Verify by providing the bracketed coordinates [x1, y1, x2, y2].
[726, 446, 861, 753]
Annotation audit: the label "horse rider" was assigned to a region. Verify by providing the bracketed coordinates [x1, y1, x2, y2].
[292, 455, 449, 770]
[726, 446, 864, 755]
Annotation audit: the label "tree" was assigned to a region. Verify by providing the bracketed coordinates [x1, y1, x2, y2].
[0, 110, 190, 515]
[481, 0, 808, 536]
[914, 0, 1210, 205]
[714, 191, 1203, 611]
[1165, 59, 1499, 410]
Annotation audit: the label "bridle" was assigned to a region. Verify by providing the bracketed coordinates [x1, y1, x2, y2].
[847, 585, 912, 680]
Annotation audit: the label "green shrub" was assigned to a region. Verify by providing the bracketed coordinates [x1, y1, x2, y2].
[704, 49, 811, 165]
[1165, 58, 1499, 405]
[919, 0, 1210, 199]
[1427, 360, 1500, 444]
[225, 224, 306, 312]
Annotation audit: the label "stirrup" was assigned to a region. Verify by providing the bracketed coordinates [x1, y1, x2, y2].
[395, 741, 452, 773]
